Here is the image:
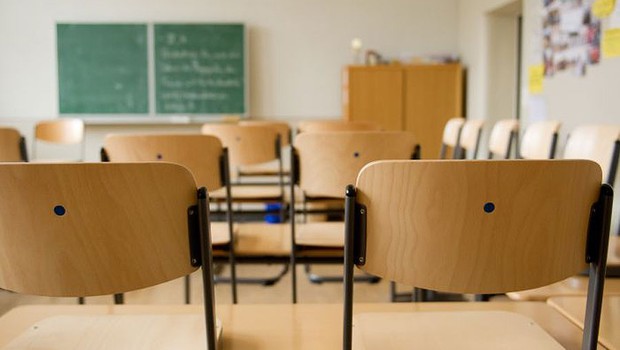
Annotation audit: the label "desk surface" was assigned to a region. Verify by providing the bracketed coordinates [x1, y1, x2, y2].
[0, 302, 591, 350]
[548, 296, 619, 350]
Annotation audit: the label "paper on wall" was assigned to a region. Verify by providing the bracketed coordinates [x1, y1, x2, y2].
[602, 28, 620, 57]
[528, 65, 545, 93]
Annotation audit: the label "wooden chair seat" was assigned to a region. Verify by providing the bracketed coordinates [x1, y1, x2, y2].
[352, 311, 562, 349]
[212, 223, 345, 258]
[5, 315, 222, 349]
[211, 222, 235, 246]
[210, 185, 282, 202]
[507, 236, 620, 301]
[295, 222, 344, 247]
[507, 276, 620, 301]
[237, 160, 290, 177]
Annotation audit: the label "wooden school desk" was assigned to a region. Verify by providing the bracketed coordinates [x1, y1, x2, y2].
[548, 296, 620, 350]
[0, 302, 593, 349]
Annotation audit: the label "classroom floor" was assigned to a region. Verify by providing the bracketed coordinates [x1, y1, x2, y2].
[0, 264, 437, 316]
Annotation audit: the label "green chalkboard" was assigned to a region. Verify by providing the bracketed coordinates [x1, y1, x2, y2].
[155, 24, 246, 114]
[57, 24, 148, 114]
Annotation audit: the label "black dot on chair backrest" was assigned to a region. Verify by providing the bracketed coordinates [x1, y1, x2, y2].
[54, 205, 66, 216]
[156, 153, 163, 160]
[353, 152, 360, 158]
[483, 202, 495, 213]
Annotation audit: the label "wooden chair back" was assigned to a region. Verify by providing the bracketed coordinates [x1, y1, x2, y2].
[344, 159, 613, 350]
[0, 163, 199, 297]
[103, 134, 225, 191]
[439, 117, 465, 158]
[202, 123, 280, 168]
[239, 120, 291, 147]
[488, 119, 519, 159]
[0, 127, 27, 162]
[459, 119, 484, 159]
[293, 131, 417, 198]
[35, 118, 84, 144]
[441, 118, 465, 147]
[353, 160, 601, 293]
[564, 124, 620, 186]
[296, 120, 381, 133]
[520, 120, 561, 159]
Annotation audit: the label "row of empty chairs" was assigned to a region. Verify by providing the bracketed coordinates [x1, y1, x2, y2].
[440, 117, 561, 160]
[440, 118, 618, 185]
[0, 118, 85, 162]
[0, 158, 613, 349]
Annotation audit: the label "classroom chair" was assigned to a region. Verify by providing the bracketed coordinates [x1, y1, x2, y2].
[0, 127, 28, 162]
[458, 118, 485, 159]
[296, 120, 381, 134]
[289, 131, 418, 303]
[343, 160, 612, 349]
[32, 118, 85, 161]
[202, 123, 286, 221]
[102, 134, 238, 304]
[563, 124, 619, 186]
[237, 119, 292, 179]
[439, 117, 465, 159]
[505, 124, 620, 302]
[487, 119, 519, 159]
[519, 120, 561, 159]
[0, 163, 220, 349]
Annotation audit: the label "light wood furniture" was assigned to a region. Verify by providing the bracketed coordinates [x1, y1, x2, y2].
[344, 160, 612, 349]
[103, 134, 238, 304]
[507, 235, 620, 301]
[201, 123, 285, 210]
[32, 118, 85, 161]
[0, 127, 27, 162]
[0, 163, 219, 349]
[548, 296, 620, 350]
[289, 131, 418, 302]
[488, 119, 519, 159]
[0, 302, 592, 350]
[343, 64, 463, 159]
[564, 124, 620, 186]
[459, 118, 485, 159]
[296, 120, 381, 134]
[520, 120, 561, 159]
[238, 120, 292, 177]
[439, 117, 465, 159]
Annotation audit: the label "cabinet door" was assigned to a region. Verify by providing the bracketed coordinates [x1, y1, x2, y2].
[404, 64, 463, 159]
[345, 66, 403, 131]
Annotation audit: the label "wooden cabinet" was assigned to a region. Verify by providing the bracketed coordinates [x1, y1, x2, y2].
[343, 64, 463, 159]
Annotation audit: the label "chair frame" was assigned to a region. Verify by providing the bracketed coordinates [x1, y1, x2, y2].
[610, 140, 620, 186]
[289, 132, 419, 303]
[342, 162, 613, 350]
[202, 123, 287, 220]
[101, 136, 238, 304]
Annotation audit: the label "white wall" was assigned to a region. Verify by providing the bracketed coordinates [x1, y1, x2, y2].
[0, 0, 458, 120]
[459, 0, 620, 232]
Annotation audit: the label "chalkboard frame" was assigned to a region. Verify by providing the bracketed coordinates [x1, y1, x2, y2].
[56, 22, 249, 122]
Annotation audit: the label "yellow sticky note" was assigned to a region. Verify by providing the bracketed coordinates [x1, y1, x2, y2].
[528, 65, 544, 94]
[592, 0, 615, 18]
[603, 29, 620, 58]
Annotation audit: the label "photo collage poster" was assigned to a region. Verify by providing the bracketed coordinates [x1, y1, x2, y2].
[543, 0, 601, 76]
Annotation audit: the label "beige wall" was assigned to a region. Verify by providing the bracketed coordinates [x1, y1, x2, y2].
[459, 0, 619, 232]
[0, 0, 458, 120]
